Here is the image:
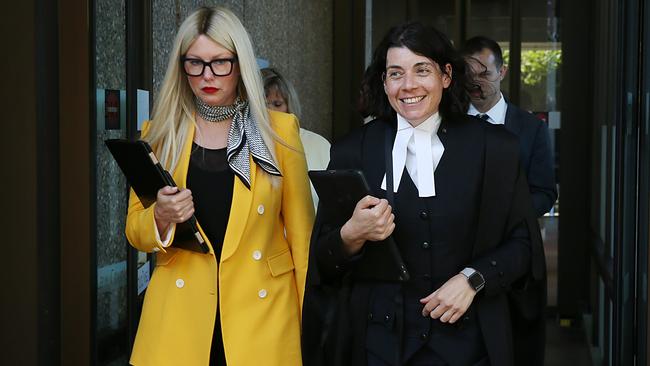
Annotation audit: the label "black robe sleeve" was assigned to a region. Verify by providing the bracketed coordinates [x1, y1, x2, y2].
[468, 123, 545, 297]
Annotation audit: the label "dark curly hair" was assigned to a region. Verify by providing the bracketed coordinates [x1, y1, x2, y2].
[358, 22, 470, 121]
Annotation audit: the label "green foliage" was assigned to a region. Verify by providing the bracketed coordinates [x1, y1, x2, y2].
[503, 49, 562, 86]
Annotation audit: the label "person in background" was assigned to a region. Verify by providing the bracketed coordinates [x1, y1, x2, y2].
[461, 35, 556, 366]
[126, 6, 313, 366]
[302, 22, 545, 366]
[261, 67, 331, 209]
[460, 36, 557, 217]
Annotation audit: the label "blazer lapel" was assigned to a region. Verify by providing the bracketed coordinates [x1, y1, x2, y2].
[434, 119, 454, 194]
[172, 122, 256, 260]
[170, 123, 215, 255]
[504, 103, 523, 136]
[173, 123, 217, 255]
[472, 126, 515, 257]
[220, 154, 256, 262]
[435, 118, 487, 213]
[364, 119, 395, 195]
[174, 123, 194, 189]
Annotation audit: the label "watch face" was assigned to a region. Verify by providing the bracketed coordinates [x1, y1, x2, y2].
[468, 273, 484, 289]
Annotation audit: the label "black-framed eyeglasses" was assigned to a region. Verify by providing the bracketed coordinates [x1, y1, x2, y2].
[180, 56, 238, 77]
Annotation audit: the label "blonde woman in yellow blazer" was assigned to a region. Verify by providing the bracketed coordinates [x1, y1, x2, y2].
[125, 7, 313, 366]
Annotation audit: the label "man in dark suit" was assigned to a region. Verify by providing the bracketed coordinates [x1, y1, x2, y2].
[461, 36, 557, 217]
[461, 36, 555, 366]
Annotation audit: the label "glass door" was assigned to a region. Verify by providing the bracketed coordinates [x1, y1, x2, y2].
[517, 0, 561, 310]
[589, 0, 648, 364]
[636, 0, 650, 362]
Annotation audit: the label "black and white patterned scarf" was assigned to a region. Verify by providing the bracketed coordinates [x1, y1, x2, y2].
[224, 100, 282, 188]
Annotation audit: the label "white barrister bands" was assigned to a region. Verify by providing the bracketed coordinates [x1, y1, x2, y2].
[381, 112, 444, 197]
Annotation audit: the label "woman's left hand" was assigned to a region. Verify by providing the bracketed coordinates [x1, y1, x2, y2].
[419, 274, 476, 323]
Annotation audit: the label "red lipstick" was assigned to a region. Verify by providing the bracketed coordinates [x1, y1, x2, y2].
[202, 87, 218, 94]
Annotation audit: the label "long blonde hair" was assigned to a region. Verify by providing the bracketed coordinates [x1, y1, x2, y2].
[145, 6, 277, 172]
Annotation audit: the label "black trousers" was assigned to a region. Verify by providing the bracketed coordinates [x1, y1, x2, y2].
[511, 312, 545, 366]
[209, 309, 227, 365]
[367, 344, 491, 366]
[367, 344, 446, 366]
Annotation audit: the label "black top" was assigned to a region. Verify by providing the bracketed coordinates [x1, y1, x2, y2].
[186, 142, 234, 366]
[186, 142, 234, 260]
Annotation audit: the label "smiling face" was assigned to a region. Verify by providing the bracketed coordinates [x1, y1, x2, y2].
[185, 34, 240, 106]
[383, 46, 452, 126]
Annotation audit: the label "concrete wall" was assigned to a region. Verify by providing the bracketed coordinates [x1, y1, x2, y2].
[152, 0, 333, 138]
[94, 2, 129, 363]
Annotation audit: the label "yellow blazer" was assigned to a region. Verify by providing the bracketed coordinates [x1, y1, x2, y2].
[126, 111, 314, 366]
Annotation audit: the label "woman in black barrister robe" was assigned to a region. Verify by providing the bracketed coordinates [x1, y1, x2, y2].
[302, 22, 546, 366]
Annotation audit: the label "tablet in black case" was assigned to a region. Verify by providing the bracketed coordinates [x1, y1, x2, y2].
[308, 169, 409, 282]
[105, 139, 209, 254]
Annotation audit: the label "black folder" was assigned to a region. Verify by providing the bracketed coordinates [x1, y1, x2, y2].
[308, 169, 409, 282]
[105, 139, 209, 254]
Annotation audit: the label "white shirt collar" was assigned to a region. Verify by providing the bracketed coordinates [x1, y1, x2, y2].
[396, 112, 441, 135]
[467, 92, 507, 124]
[381, 112, 445, 197]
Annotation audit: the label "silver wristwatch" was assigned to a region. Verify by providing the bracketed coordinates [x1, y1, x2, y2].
[461, 267, 485, 292]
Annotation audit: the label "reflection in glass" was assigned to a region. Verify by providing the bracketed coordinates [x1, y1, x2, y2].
[518, 1, 561, 309]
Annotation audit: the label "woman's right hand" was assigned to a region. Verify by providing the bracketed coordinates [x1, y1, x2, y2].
[340, 195, 395, 256]
[153, 186, 195, 237]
